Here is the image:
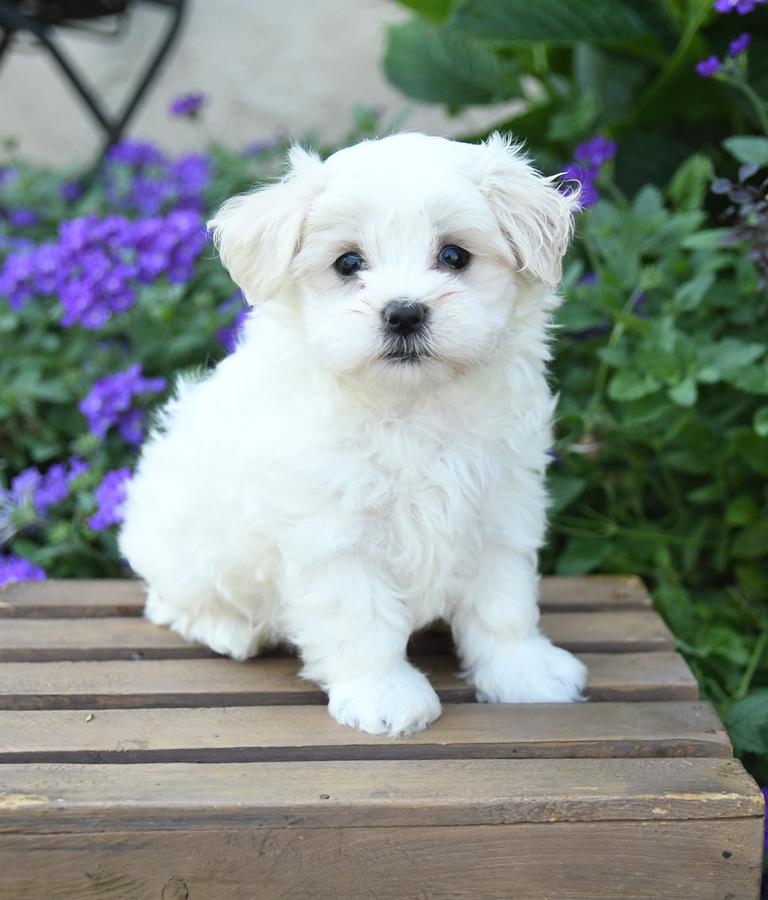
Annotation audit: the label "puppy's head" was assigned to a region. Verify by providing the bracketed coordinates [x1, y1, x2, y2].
[209, 133, 576, 384]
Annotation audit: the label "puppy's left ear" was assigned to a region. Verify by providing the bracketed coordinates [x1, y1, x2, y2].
[474, 133, 578, 288]
[208, 145, 325, 302]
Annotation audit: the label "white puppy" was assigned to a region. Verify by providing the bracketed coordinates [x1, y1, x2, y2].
[119, 132, 587, 736]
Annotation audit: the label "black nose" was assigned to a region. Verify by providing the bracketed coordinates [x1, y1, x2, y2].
[382, 300, 428, 337]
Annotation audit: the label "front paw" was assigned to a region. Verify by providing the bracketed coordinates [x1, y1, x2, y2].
[469, 635, 587, 703]
[328, 664, 442, 736]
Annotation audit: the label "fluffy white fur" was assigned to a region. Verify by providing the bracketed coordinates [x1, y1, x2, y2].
[119, 132, 587, 736]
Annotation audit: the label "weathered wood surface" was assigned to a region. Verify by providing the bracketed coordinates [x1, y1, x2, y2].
[0, 701, 731, 763]
[0, 574, 652, 618]
[0, 609, 675, 660]
[0, 576, 762, 900]
[0, 651, 698, 710]
[1, 819, 761, 900]
[1, 758, 760, 831]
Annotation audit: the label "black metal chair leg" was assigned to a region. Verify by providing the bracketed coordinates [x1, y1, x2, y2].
[96, 0, 187, 163]
[0, 0, 187, 165]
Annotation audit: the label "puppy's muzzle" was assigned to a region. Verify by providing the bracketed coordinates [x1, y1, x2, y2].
[382, 300, 429, 338]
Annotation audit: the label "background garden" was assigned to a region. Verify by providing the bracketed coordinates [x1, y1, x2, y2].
[1, 0, 767, 801]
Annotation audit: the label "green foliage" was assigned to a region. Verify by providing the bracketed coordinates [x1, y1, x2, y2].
[544, 154, 768, 779]
[384, 0, 768, 188]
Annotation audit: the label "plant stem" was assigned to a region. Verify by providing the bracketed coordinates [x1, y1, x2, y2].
[728, 76, 768, 138]
[734, 629, 768, 700]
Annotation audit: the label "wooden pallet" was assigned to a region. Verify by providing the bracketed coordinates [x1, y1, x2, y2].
[0, 576, 763, 899]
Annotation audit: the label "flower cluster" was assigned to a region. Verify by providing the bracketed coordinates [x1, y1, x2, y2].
[0, 210, 207, 327]
[2, 457, 89, 518]
[105, 140, 210, 216]
[697, 0, 762, 76]
[89, 468, 132, 531]
[169, 92, 205, 119]
[79, 364, 166, 444]
[561, 137, 617, 209]
[714, 0, 765, 12]
[0, 552, 45, 588]
[696, 32, 752, 77]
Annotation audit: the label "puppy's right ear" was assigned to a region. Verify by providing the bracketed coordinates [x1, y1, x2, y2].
[208, 145, 325, 302]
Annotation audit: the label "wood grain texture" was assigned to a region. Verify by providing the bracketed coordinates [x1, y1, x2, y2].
[0, 701, 731, 764]
[0, 574, 653, 618]
[0, 651, 698, 710]
[0, 757, 761, 832]
[0, 609, 674, 661]
[0, 819, 762, 900]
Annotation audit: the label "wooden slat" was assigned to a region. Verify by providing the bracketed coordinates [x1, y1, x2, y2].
[1, 820, 761, 900]
[0, 758, 760, 832]
[0, 652, 698, 710]
[0, 574, 652, 618]
[0, 580, 144, 618]
[0, 702, 730, 763]
[0, 609, 674, 661]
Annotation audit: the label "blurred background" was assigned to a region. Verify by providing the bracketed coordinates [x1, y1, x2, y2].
[1, 0, 767, 839]
[0, 0, 517, 162]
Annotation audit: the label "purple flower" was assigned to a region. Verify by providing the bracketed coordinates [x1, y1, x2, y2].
[169, 92, 205, 118]
[60, 180, 84, 202]
[714, 0, 766, 10]
[560, 136, 616, 210]
[0, 553, 45, 588]
[80, 363, 166, 444]
[107, 140, 165, 168]
[89, 468, 131, 530]
[0, 210, 206, 324]
[4, 457, 90, 517]
[574, 137, 617, 168]
[696, 55, 722, 77]
[7, 209, 40, 228]
[217, 294, 251, 353]
[561, 162, 600, 209]
[728, 32, 751, 55]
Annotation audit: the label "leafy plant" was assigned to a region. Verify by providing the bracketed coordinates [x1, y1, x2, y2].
[544, 140, 768, 782]
[384, 0, 768, 189]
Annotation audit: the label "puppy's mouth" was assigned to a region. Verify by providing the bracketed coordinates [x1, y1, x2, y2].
[380, 335, 434, 365]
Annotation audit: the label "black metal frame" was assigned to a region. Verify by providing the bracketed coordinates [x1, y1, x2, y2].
[0, 0, 187, 163]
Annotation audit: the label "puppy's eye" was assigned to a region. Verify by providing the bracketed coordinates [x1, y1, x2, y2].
[438, 245, 470, 270]
[334, 252, 365, 277]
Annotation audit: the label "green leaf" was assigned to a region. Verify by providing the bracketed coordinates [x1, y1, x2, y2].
[653, 584, 696, 642]
[548, 474, 586, 514]
[754, 407, 768, 438]
[732, 521, 768, 559]
[632, 184, 664, 219]
[668, 376, 697, 407]
[726, 496, 759, 527]
[697, 624, 750, 667]
[383, 21, 518, 105]
[733, 431, 768, 475]
[724, 364, 768, 396]
[723, 688, 768, 755]
[673, 273, 714, 311]
[681, 228, 730, 250]
[555, 537, 606, 575]
[450, 0, 657, 44]
[608, 370, 661, 402]
[686, 483, 720, 504]
[668, 154, 714, 211]
[391, 0, 456, 22]
[722, 136, 768, 166]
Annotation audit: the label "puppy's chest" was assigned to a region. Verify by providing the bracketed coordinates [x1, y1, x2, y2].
[353, 428, 504, 575]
